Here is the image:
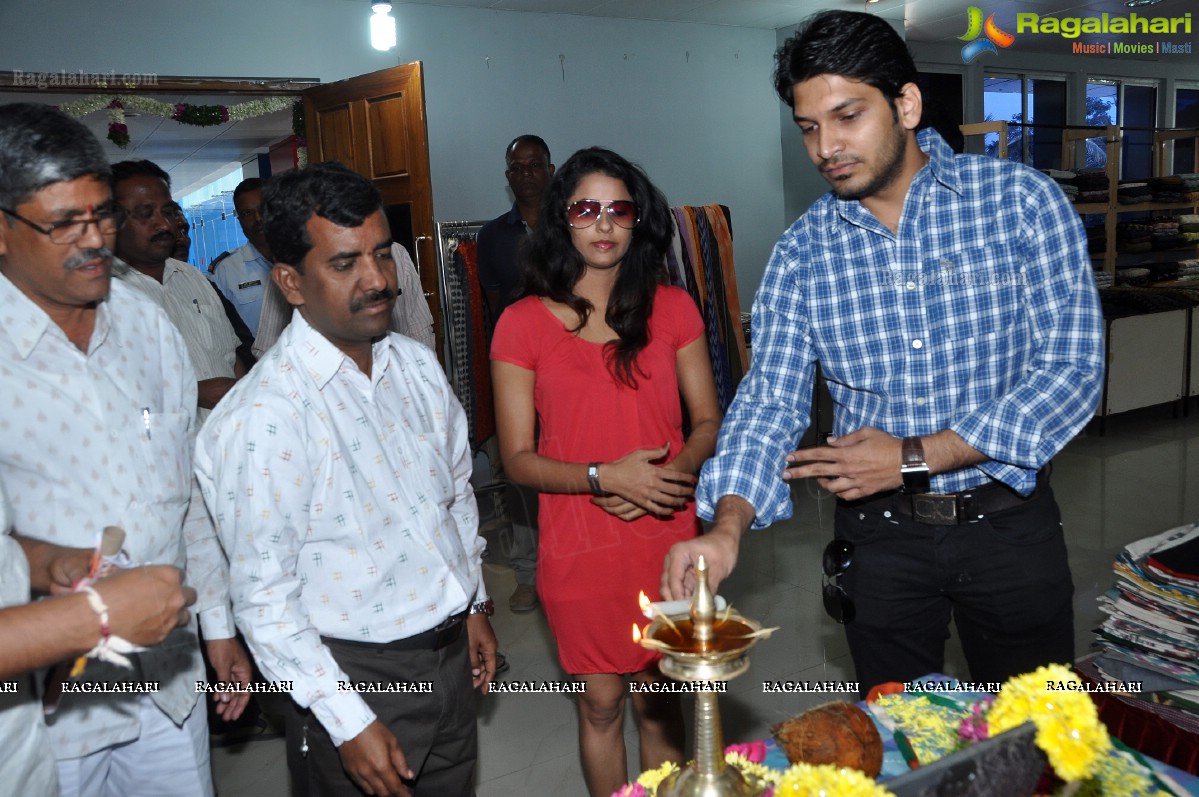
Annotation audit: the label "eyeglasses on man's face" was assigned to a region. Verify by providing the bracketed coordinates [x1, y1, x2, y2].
[0, 205, 127, 245]
[821, 539, 855, 624]
[565, 199, 640, 230]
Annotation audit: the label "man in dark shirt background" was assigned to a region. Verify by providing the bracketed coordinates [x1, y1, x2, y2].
[476, 135, 554, 613]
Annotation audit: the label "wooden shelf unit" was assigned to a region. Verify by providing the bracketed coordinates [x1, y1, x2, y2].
[1056, 126, 1199, 275]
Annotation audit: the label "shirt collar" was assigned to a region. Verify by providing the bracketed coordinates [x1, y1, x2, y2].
[0, 267, 111, 360]
[831, 127, 961, 227]
[284, 309, 394, 390]
[503, 203, 526, 228]
[916, 127, 963, 196]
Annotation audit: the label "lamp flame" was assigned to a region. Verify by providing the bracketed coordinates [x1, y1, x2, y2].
[638, 591, 651, 613]
[632, 623, 642, 644]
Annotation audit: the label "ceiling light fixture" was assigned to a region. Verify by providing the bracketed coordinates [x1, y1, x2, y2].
[1124, 0, 1162, 7]
[370, 0, 397, 51]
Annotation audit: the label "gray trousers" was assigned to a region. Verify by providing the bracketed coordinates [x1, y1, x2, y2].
[284, 630, 477, 797]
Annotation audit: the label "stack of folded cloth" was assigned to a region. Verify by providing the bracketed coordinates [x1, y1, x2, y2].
[1039, 168, 1078, 201]
[1152, 216, 1183, 250]
[1093, 269, 1114, 289]
[1091, 520, 1199, 720]
[1075, 168, 1109, 204]
[1148, 175, 1185, 203]
[1179, 173, 1199, 202]
[1116, 266, 1151, 286]
[1085, 223, 1108, 254]
[1181, 215, 1199, 245]
[1180, 259, 1199, 277]
[1118, 181, 1153, 204]
[1117, 221, 1153, 253]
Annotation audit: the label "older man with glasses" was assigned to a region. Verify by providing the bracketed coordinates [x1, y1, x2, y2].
[0, 101, 246, 797]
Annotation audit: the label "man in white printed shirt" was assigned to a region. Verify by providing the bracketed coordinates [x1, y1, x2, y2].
[0, 102, 250, 797]
[195, 161, 497, 797]
[111, 159, 245, 424]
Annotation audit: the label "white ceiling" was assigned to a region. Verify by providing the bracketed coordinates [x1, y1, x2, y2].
[376, 0, 1194, 52]
[2, 0, 1191, 199]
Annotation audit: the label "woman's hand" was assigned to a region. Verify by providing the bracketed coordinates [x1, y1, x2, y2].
[598, 444, 696, 517]
[589, 494, 648, 522]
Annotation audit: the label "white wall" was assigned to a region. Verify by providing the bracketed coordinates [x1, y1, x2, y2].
[0, 0, 786, 299]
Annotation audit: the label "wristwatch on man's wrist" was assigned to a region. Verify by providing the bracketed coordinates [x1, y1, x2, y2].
[469, 599, 494, 617]
[900, 436, 931, 494]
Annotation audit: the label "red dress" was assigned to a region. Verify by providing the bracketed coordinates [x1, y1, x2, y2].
[490, 286, 705, 674]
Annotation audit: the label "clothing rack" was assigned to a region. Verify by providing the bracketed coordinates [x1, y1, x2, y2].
[436, 220, 491, 447]
[667, 204, 748, 411]
[435, 220, 509, 535]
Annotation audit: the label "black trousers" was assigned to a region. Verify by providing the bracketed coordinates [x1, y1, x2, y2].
[835, 482, 1074, 696]
[284, 629, 477, 797]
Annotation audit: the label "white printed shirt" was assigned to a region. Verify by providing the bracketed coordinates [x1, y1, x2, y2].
[195, 310, 484, 746]
[252, 243, 435, 359]
[114, 256, 240, 424]
[0, 273, 233, 759]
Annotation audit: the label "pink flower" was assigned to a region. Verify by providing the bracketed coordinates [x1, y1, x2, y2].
[611, 785, 647, 797]
[725, 740, 768, 763]
[957, 698, 993, 743]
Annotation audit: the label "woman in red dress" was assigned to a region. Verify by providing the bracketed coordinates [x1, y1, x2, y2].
[491, 147, 721, 797]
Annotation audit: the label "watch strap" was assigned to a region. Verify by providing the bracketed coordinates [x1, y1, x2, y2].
[900, 436, 931, 494]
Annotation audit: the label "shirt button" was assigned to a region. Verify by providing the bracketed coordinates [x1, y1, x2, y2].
[915, 397, 927, 406]
[912, 339, 923, 349]
[111, 431, 119, 440]
[906, 281, 917, 290]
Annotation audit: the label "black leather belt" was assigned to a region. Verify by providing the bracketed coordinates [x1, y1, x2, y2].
[321, 610, 467, 652]
[841, 468, 1048, 526]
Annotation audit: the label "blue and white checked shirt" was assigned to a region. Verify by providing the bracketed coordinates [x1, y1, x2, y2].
[698, 128, 1104, 529]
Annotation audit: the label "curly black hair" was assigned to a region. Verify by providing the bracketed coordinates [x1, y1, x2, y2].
[520, 147, 672, 388]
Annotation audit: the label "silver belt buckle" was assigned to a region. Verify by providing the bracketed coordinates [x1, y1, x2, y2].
[911, 493, 959, 525]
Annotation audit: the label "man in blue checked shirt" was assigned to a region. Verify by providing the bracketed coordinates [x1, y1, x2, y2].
[662, 10, 1103, 696]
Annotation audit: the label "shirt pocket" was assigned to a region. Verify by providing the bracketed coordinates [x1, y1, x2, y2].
[233, 279, 265, 306]
[926, 244, 1022, 348]
[139, 410, 193, 507]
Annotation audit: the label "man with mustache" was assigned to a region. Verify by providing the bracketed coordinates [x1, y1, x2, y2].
[195, 161, 497, 797]
[111, 160, 245, 423]
[0, 102, 244, 797]
[663, 11, 1103, 696]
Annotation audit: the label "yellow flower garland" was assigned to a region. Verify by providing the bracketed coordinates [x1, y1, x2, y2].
[988, 664, 1111, 782]
[773, 763, 895, 797]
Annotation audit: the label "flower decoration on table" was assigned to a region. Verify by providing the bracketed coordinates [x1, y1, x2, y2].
[770, 762, 894, 797]
[617, 665, 1168, 797]
[58, 95, 296, 149]
[987, 664, 1111, 782]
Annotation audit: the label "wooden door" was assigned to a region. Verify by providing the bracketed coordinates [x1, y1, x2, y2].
[303, 63, 442, 357]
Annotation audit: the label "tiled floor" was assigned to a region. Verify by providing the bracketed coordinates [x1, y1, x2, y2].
[212, 403, 1199, 796]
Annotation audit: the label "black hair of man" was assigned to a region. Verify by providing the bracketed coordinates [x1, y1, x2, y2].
[111, 159, 172, 190]
[261, 161, 382, 273]
[0, 103, 110, 211]
[233, 177, 265, 204]
[773, 11, 918, 108]
[506, 135, 551, 165]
